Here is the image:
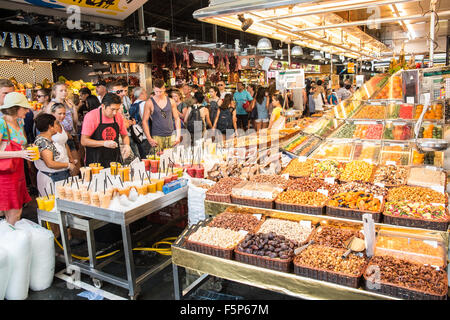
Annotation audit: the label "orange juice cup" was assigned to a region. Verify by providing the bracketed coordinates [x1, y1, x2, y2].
[36, 197, 45, 210]
[43, 197, 55, 211]
[81, 189, 90, 204]
[99, 192, 112, 208]
[92, 166, 104, 175]
[118, 186, 131, 197]
[136, 184, 148, 196]
[110, 162, 122, 175]
[154, 179, 164, 192]
[27, 145, 40, 161]
[118, 167, 130, 182]
[89, 163, 100, 168]
[90, 192, 100, 207]
[147, 182, 157, 193]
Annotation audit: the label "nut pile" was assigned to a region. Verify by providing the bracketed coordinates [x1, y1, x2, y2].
[387, 186, 447, 204]
[339, 160, 375, 182]
[250, 174, 289, 189]
[237, 232, 298, 260]
[206, 177, 243, 195]
[294, 245, 367, 276]
[283, 159, 315, 177]
[208, 212, 262, 232]
[373, 165, 408, 186]
[312, 226, 364, 249]
[276, 190, 328, 207]
[365, 255, 448, 296]
[338, 181, 388, 197]
[287, 177, 340, 195]
[188, 226, 246, 249]
[258, 218, 313, 244]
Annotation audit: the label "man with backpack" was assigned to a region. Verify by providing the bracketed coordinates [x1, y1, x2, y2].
[184, 92, 212, 145]
[129, 87, 150, 158]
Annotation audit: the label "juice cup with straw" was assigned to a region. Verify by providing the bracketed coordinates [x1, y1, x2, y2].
[143, 159, 151, 172]
[118, 167, 130, 182]
[64, 187, 73, 201]
[73, 189, 82, 202]
[171, 173, 178, 181]
[43, 197, 55, 211]
[136, 184, 148, 196]
[90, 192, 100, 207]
[153, 179, 164, 192]
[36, 197, 45, 210]
[92, 166, 104, 175]
[89, 163, 100, 168]
[26, 145, 40, 161]
[110, 162, 121, 175]
[56, 185, 66, 199]
[80, 167, 92, 182]
[150, 160, 160, 173]
[147, 181, 157, 193]
[81, 189, 90, 204]
[99, 191, 112, 208]
[118, 185, 131, 197]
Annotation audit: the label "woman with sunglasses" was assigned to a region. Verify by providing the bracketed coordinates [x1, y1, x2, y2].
[217, 81, 228, 100]
[36, 88, 51, 114]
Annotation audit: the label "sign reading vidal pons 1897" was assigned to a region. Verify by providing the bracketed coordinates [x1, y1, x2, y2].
[0, 30, 151, 63]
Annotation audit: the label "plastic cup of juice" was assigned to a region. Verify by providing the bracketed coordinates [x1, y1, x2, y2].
[186, 167, 196, 177]
[150, 160, 159, 173]
[43, 197, 55, 211]
[81, 189, 90, 204]
[90, 192, 100, 207]
[136, 184, 148, 196]
[56, 185, 66, 199]
[64, 187, 73, 201]
[118, 186, 131, 197]
[89, 163, 100, 168]
[92, 166, 104, 175]
[147, 182, 157, 193]
[110, 162, 122, 175]
[73, 189, 82, 202]
[143, 159, 151, 172]
[118, 167, 130, 182]
[99, 191, 112, 208]
[194, 166, 204, 178]
[154, 179, 164, 192]
[163, 176, 172, 185]
[36, 197, 45, 210]
[80, 167, 92, 182]
[27, 145, 40, 161]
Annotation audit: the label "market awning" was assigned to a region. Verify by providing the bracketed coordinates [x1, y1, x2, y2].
[8, 0, 148, 20]
[193, 0, 393, 61]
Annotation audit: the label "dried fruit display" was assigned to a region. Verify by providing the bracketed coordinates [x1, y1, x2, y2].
[339, 160, 375, 182]
[328, 192, 382, 212]
[292, 136, 322, 157]
[352, 124, 383, 139]
[387, 103, 414, 119]
[352, 105, 386, 119]
[312, 225, 364, 249]
[387, 186, 447, 204]
[333, 123, 356, 138]
[383, 123, 412, 140]
[283, 135, 308, 153]
[311, 160, 344, 179]
[282, 158, 315, 177]
[384, 201, 449, 222]
[337, 181, 388, 197]
[250, 174, 290, 189]
[379, 145, 411, 165]
[352, 143, 380, 162]
[414, 103, 443, 120]
[236, 232, 298, 260]
[373, 165, 408, 186]
[311, 144, 353, 161]
[276, 190, 328, 207]
[365, 255, 448, 297]
[418, 123, 442, 139]
[294, 245, 367, 276]
[373, 76, 402, 100]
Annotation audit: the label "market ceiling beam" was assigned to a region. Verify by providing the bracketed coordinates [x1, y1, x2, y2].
[256, 0, 420, 23]
[291, 11, 450, 33]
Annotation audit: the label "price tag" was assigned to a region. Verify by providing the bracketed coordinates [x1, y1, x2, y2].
[430, 185, 445, 194]
[406, 96, 415, 104]
[317, 188, 329, 197]
[431, 203, 445, 207]
[425, 166, 438, 171]
[375, 195, 384, 203]
[386, 161, 397, 166]
[423, 240, 438, 248]
[363, 159, 373, 164]
[238, 230, 248, 237]
[300, 220, 312, 229]
[281, 173, 290, 180]
[374, 182, 385, 188]
[252, 214, 262, 221]
[298, 156, 307, 162]
[325, 177, 335, 184]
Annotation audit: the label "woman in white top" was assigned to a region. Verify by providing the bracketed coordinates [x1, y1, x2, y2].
[51, 103, 76, 168]
[313, 85, 325, 112]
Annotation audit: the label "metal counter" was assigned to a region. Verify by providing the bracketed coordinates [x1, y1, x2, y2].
[49, 186, 188, 299]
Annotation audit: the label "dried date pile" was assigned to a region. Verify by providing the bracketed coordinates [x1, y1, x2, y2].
[294, 245, 367, 276]
[208, 212, 261, 233]
[312, 226, 364, 249]
[237, 232, 298, 260]
[365, 255, 448, 296]
[206, 177, 243, 195]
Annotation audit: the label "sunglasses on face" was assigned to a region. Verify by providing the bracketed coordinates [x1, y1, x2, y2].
[111, 90, 124, 94]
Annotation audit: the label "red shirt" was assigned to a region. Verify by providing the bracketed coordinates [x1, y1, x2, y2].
[81, 107, 128, 138]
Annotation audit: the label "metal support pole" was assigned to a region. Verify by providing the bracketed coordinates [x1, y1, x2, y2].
[429, 0, 437, 68]
[212, 25, 218, 44]
[288, 43, 291, 67]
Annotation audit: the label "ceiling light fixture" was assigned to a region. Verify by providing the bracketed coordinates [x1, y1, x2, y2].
[291, 45, 303, 56]
[257, 37, 272, 50]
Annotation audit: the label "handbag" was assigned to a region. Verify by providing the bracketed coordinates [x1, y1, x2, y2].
[242, 101, 252, 113]
[130, 123, 145, 144]
[0, 122, 22, 174]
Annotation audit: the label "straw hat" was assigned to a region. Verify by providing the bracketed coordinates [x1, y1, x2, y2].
[0, 92, 31, 110]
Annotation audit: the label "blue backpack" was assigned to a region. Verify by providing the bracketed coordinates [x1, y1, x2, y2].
[129, 101, 143, 124]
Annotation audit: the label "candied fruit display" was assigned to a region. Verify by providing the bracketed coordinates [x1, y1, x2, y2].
[353, 124, 383, 139]
[311, 143, 353, 161]
[387, 103, 414, 119]
[373, 76, 402, 100]
[414, 103, 443, 120]
[311, 160, 344, 179]
[383, 122, 412, 140]
[352, 143, 380, 162]
[352, 105, 386, 119]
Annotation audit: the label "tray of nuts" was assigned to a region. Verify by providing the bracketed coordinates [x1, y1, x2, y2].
[339, 160, 376, 183]
[386, 186, 448, 204]
[205, 177, 244, 203]
[282, 158, 316, 178]
[207, 211, 265, 234]
[372, 165, 409, 187]
[311, 225, 365, 249]
[293, 244, 368, 288]
[326, 191, 384, 222]
[275, 190, 328, 215]
[234, 232, 299, 272]
[364, 255, 448, 300]
[287, 177, 341, 196]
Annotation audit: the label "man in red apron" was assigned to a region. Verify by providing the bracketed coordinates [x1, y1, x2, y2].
[81, 93, 132, 168]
